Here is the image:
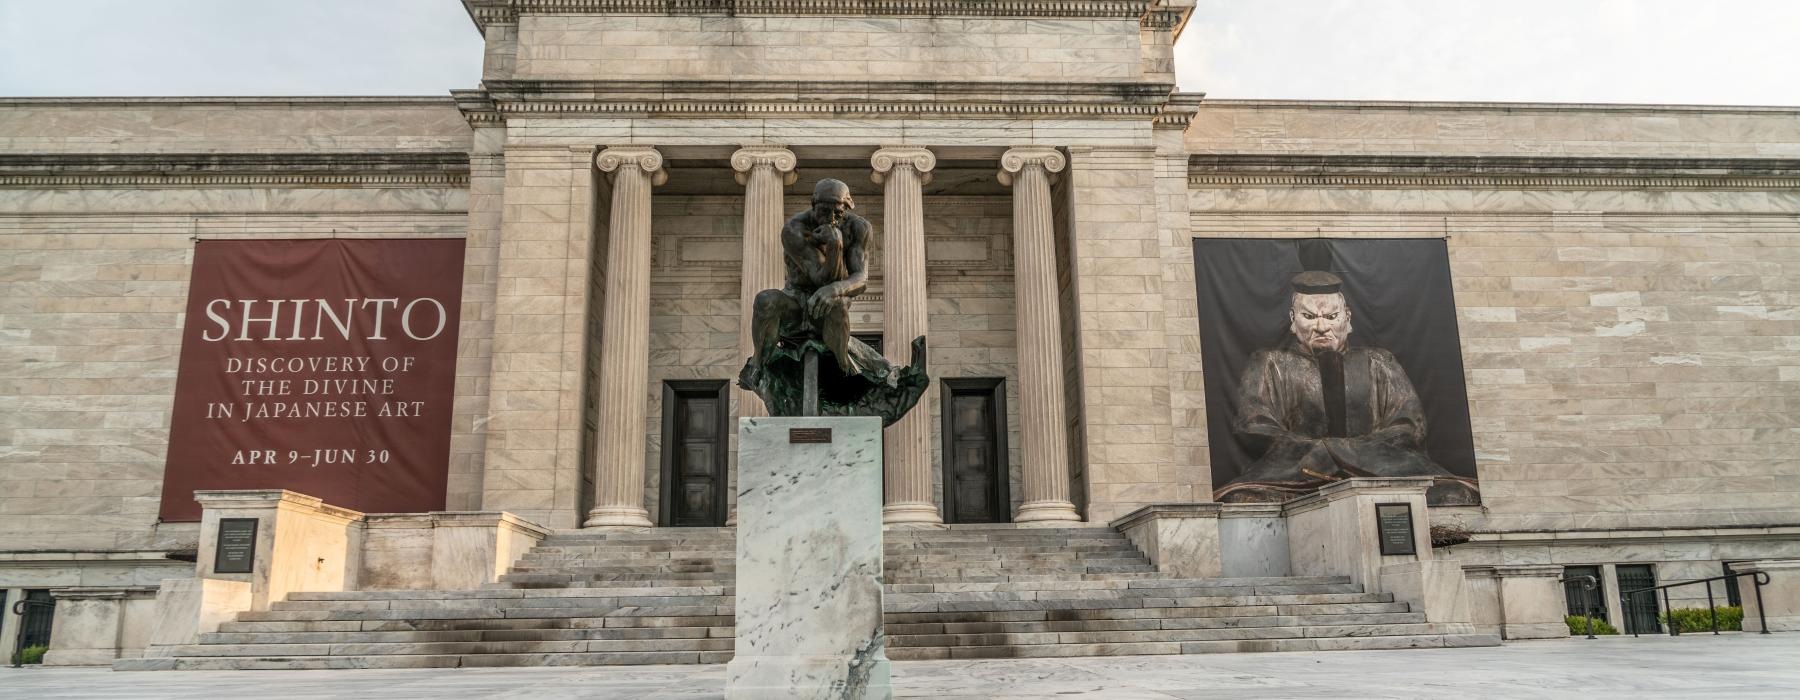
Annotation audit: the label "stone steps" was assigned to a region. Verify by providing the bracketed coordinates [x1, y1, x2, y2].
[884, 632, 1502, 660]
[122, 526, 1499, 671]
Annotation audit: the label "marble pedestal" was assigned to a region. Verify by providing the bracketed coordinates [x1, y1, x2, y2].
[727, 417, 891, 700]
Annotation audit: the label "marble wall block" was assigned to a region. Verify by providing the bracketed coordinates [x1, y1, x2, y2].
[1737, 559, 1800, 633]
[728, 417, 890, 700]
[1380, 559, 1479, 626]
[1218, 505, 1290, 578]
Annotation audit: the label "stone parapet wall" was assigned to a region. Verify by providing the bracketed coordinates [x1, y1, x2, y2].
[511, 15, 1148, 83]
[1188, 101, 1800, 159]
[0, 97, 471, 154]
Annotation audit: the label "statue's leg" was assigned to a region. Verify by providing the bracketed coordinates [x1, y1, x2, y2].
[751, 289, 801, 369]
[819, 296, 859, 375]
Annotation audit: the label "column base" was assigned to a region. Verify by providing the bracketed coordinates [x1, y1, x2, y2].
[1013, 500, 1082, 527]
[881, 502, 944, 528]
[583, 506, 653, 529]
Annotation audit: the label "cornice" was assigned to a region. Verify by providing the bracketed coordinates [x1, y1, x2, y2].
[480, 80, 1174, 120]
[0, 152, 471, 189]
[1153, 91, 1204, 129]
[1188, 154, 1800, 190]
[464, 0, 1164, 31]
[453, 89, 504, 128]
[0, 96, 455, 108]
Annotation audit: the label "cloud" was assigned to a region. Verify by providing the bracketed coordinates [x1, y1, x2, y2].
[1176, 0, 1800, 105]
[1, 0, 1794, 105]
[0, 0, 482, 96]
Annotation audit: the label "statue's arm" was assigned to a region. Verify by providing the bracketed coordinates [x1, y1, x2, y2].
[1231, 350, 1316, 456]
[1358, 349, 1428, 448]
[779, 214, 808, 288]
[834, 219, 870, 297]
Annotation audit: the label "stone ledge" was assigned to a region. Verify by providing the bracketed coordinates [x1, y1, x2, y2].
[1188, 154, 1800, 190]
[1463, 523, 1800, 547]
[1198, 98, 1800, 114]
[465, 0, 1180, 32]
[1108, 502, 1220, 532]
[0, 152, 472, 189]
[473, 79, 1178, 120]
[1281, 477, 1434, 516]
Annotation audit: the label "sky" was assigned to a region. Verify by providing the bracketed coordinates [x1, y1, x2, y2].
[1, 0, 1796, 105]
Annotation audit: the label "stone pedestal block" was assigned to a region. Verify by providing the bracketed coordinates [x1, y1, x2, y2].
[1112, 504, 1222, 579]
[1736, 559, 1800, 633]
[1495, 565, 1571, 640]
[192, 490, 361, 612]
[140, 578, 251, 657]
[44, 587, 155, 666]
[1284, 477, 1434, 592]
[727, 417, 890, 700]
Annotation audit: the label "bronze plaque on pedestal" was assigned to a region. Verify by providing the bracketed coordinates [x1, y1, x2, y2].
[214, 517, 259, 574]
[1375, 503, 1416, 556]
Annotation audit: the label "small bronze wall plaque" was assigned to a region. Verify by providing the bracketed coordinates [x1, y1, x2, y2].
[214, 517, 259, 574]
[789, 427, 833, 444]
[1375, 502, 1417, 556]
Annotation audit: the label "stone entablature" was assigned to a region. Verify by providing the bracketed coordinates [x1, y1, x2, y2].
[0, 152, 471, 189]
[472, 81, 1182, 120]
[464, 0, 1191, 30]
[1187, 154, 1800, 190]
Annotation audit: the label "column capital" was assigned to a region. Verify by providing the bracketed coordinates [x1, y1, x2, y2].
[996, 147, 1067, 186]
[730, 146, 799, 186]
[870, 146, 937, 186]
[595, 145, 668, 186]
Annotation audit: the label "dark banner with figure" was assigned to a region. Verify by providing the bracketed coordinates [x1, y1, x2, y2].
[1193, 238, 1479, 506]
[159, 239, 464, 521]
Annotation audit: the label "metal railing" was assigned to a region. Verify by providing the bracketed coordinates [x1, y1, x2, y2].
[1621, 570, 1772, 637]
[1559, 574, 1603, 639]
[10, 598, 55, 667]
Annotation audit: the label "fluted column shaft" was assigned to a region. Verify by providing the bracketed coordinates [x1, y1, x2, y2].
[999, 148, 1082, 525]
[586, 146, 666, 529]
[872, 147, 941, 526]
[731, 147, 798, 419]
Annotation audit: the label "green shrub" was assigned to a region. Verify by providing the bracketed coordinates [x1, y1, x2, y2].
[1565, 614, 1619, 635]
[1660, 606, 1743, 632]
[13, 644, 47, 665]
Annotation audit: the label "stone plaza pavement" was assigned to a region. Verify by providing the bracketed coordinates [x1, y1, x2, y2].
[5, 634, 1798, 698]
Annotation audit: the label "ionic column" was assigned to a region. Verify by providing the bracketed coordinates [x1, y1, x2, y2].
[998, 147, 1082, 525]
[731, 147, 799, 419]
[871, 146, 942, 527]
[585, 146, 667, 529]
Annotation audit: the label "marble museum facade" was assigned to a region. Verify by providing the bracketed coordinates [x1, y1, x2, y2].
[1, 0, 1798, 667]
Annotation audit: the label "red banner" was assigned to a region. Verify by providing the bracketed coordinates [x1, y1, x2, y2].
[159, 239, 464, 521]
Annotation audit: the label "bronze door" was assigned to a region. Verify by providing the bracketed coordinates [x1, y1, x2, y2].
[941, 378, 1010, 524]
[659, 380, 729, 527]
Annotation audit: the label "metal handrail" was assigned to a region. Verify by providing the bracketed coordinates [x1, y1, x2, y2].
[1559, 574, 1601, 639]
[1620, 570, 1773, 637]
[10, 598, 55, 668]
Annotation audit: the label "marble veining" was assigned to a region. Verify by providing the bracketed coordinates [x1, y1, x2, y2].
[726, 416, 891, 700]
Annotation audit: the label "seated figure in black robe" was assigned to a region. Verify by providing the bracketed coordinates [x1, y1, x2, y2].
[1214, 271, 1479, 505]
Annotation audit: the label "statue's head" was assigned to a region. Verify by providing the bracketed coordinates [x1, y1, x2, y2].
[811, 178, 854, 226]
[1288, 271, 1352, 354]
